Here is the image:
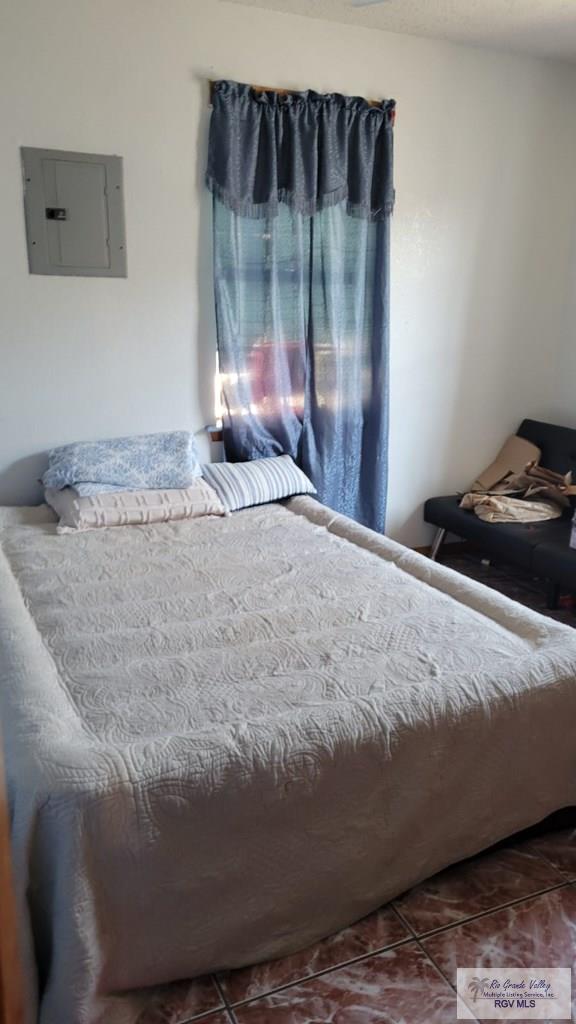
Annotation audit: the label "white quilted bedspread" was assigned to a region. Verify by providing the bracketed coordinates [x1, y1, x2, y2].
[1, 498, 575, 1024]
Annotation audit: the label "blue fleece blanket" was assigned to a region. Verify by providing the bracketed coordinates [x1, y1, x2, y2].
[43, 431, 201, 494]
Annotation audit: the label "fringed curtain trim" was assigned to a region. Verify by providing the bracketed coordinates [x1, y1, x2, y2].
[206, 80, 396, 221]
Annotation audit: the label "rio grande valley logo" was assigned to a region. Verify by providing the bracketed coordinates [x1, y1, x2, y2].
[456, 968, 571, 1019]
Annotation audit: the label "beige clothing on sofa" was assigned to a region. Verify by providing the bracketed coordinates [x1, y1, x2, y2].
[460, 492, 562, 523]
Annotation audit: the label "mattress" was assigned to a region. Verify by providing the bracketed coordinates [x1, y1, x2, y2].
[1, 497, 575, 1024]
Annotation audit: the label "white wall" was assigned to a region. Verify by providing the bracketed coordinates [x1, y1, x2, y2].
[1, 0, 576, 544]
[548, 174, 576, 432]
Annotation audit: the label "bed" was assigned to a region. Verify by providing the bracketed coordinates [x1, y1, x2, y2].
[1, 497, 576, 1024]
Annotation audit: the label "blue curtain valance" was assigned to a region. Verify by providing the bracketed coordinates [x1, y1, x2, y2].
[206, 80, 396, 221]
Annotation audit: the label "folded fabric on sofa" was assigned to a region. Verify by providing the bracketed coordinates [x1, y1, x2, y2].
[460, 492, 562, 523]
[43, 431, 201, 494]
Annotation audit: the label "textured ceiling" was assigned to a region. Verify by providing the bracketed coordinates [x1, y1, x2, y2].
[225, 0, 576, 61]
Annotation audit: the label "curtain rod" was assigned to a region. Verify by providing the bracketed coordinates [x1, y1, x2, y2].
[208, 80, 389, 112]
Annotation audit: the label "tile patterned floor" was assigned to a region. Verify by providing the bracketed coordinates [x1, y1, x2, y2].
[135, 550, 576, 1023]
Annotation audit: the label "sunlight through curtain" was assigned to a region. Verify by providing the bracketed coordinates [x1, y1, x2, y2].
[207, 80, 395, 532]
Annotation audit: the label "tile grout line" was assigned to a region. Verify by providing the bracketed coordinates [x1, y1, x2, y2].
[213, 974, 230, 1009]
[176, 876, 575, 1019]
[178, 1008, 221, 1024]
[222, 932, 416, 1008]
[178, 1010, 227, 1024]
[177, 975, 231, 1024]
[389, 901, 414, 935]
[395, 878, 571, 942]
[391, 903, 481, 1023]
[184, 880, 573, 1015]
[413, 936, 481, 1023]
[214, 974, 238, 1024]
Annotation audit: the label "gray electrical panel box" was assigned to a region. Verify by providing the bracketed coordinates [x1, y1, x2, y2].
[21, 147, 127, 277]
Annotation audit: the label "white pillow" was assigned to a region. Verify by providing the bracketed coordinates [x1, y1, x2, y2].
[45, 480, 225, 534]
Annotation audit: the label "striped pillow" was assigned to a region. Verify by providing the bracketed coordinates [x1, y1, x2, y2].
[201, 455, 316, 512]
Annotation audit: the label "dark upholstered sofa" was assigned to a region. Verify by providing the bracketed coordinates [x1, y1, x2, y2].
[424, 419, 576, 608]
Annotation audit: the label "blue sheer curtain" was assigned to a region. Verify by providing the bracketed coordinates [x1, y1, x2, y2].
[208, 81, 395, 532]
